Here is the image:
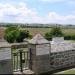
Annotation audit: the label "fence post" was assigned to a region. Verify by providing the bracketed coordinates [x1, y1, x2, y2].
[28, 33, 51, 74]
[19, 50, 23, 72]
[29, 48, 32, 70]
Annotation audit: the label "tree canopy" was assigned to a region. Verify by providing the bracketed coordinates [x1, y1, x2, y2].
[45, 27, 63, 40]
[50, 27, 63, 37]
[4, 26, 30, 43]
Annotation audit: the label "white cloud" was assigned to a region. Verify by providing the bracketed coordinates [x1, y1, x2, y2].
[48, 12, 65, 20]
[47, 12, 75, 24]
[49, 12, 75, 21]
[0, 2, 39, 23]
[0, 2, 75, 24]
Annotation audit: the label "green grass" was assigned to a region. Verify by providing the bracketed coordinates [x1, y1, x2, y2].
[55, 69, 75, 74]
[63, 70, 75, 74]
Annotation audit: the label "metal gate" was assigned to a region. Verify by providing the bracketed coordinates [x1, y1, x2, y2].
[12, 44, 30, 72]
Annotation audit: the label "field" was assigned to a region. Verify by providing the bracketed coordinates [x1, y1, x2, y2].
[21, 28, 75, 37]
[21, 28, 51, 36]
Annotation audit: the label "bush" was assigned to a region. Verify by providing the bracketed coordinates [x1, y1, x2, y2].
[4, 31, 15, 43]
[64, 35, 71, 40]
[16, 30, 30, 42]
[64, 35, 75, 40]
[4, 26, 30, 43]
[50, 27, 63, 37]
[4, 26, 18, 43]
[72, 35, 75, 40]
[45, 27, 63, 40]
[44, 32, 52, 41]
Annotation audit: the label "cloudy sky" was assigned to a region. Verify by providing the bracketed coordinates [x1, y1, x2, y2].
[0, 0, 75, 24]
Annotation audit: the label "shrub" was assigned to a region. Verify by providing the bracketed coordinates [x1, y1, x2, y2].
[50, 27, 63, 37]
[4, 26, 30, 43]
[45, 27, 63, 40]
[44, 32, 52, 40]
[16, 30, 30, 42]
[64, 35, 75, 40]
[4, 26, 18, 43]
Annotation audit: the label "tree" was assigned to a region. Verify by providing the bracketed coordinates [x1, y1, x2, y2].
[44, 32, 52, 40]
[5, 26, 18, 33]
[4, 26, 18, 43]
[44, 27, 63, 40]
[16, 30, 30, 42]
[4, 26, 30, 43]
[50, 27, 63, 37]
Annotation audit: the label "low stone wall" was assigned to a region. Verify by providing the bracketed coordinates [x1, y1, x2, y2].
[0, 59, 13, 74]
[0, 45, 13, 74]
[28, 34, 75, 75]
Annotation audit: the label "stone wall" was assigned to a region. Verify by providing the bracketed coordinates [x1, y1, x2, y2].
[28, 34, 75, 74]
[50, 50, 75, 71]
[0, 59, 13, 74]
[0, 47, 13, 74]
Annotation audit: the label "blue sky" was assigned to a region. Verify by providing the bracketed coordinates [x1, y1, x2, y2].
[0, 0, 75, 24]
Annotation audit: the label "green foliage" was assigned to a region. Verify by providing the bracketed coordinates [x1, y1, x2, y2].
[5, 32, 15, 43]
[4, 26, 18, 43]
[50, 27, 63, 37]
[28, 34, 32, 39]
[16, 30, 30, 42]
[44, 32, 52, 40]
[5, 26, 18, 33]
[45, 27, 63, 40]
[64, 34, 75, 40]
[4, 26, 30, 43]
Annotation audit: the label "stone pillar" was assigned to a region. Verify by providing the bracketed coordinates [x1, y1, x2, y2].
[28, 33, 51, 74]
[0, 46, 13, 74]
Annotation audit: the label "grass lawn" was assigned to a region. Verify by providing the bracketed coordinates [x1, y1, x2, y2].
[63, 70, 75, 74]
[55, 68, 75, 74]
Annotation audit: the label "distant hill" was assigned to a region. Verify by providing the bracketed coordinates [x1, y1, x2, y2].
[0, 23, 75, 28]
